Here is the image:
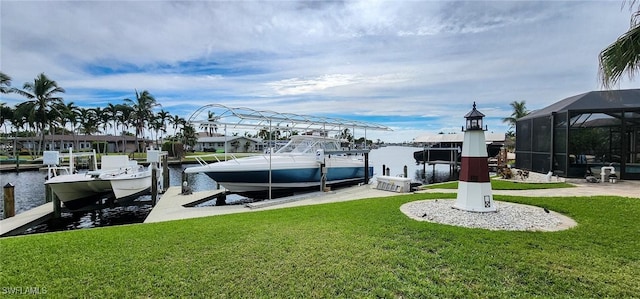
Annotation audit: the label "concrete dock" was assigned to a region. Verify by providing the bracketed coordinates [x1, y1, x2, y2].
[144, 185, 394, 223]
[0, 202, 53, 237]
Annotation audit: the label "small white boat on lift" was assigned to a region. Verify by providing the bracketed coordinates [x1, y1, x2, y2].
[43, 149, 152, 210]
[184, 135, 372, 198]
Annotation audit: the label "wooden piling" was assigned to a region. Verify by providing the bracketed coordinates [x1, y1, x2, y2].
[364, 152, 369, 183]
[320, 163, 327, 192]
[151, 166, 158, 206]
[3, 183, 15, 219]
[45, 184, 52, 203]
[52, 188, 61, 219]
[403, 165, 408, 178]
[386, 167, 390, 177]
[382, 164, 386, 176]
[162, 155, 169, 192]
[181, 171, 187, 194]
[216, 193, 227, 206]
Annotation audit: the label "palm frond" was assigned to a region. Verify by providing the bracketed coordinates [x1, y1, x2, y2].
[599, 23, 640, 89]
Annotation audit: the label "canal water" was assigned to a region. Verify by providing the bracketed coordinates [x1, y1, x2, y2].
[0, 146, 451, 235]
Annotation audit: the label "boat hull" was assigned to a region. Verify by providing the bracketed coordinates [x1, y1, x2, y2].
[45, 174, 113, 210]
[45, 171, 152, 210]
[200, 164, 372, 198]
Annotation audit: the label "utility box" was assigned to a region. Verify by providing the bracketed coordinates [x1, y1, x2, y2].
[43, 151, 60, 166]
[375, 175, 412, 193]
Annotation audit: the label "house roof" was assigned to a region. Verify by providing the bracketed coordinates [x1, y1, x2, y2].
[521, 89, 640, 120]
[196, 136, 262, 143]
[13, 134, 140, 142]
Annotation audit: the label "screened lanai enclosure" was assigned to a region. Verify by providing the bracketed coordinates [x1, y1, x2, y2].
[516, 89, 640, 180]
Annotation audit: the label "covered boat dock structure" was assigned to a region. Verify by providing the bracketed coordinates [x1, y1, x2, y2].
[186, 104, 393, 199]
[187, 104, 392, 143]
[515, 89, 640, 180]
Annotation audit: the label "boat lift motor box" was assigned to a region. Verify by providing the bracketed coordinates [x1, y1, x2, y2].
[43, 151, 60, 166]
[147, 150, 161, 163]
[374, 175, 412, 193]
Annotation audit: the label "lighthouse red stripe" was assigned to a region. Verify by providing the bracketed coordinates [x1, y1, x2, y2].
[459, 157, 490, 182]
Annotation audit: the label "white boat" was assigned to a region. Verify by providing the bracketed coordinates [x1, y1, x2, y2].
[184, 135, 372, 198]
[44, 150, 152, 210]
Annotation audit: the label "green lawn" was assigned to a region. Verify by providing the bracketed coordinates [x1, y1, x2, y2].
[1, 193, 638, 298]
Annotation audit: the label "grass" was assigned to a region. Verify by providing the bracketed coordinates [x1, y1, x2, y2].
[425, 179, 575, 190]
[1, 192, 639, 298]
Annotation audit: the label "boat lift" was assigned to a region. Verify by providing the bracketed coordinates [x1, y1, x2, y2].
[186, 104, 393, 200]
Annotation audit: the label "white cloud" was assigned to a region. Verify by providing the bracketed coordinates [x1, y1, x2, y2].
[1, 0, 636, 143]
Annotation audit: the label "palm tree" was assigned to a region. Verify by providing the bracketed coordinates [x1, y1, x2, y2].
[117, 104, 134, 153]
[104, 103, 120, 152]
[91, 107, 111, 153]
[599, 3, 640, 88]
[156, 109, 170, 143]
[502, 101, 529, 134]
[58, 102, 80, 150]
[1, 72, 12, 94]
[0, 103, 13, 133]
[124, 90, 159, 152]
[12, 101, 37, 157]
[169, 115, 185, 136]
[168, 115, 186, 156]
[11, 73, 65, 154]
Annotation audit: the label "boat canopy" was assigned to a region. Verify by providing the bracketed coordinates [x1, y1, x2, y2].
[188, 104, 392, 133]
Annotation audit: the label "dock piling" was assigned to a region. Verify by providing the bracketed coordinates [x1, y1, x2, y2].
[162, 155, 169, 192]
[3, 183, 15, 219]
[382, 164, 386, 176]
[403, 165, 408, 178]
[52, 188, 61, 219]
[364, 152, 369, 184]
[151, 166, 158, 206]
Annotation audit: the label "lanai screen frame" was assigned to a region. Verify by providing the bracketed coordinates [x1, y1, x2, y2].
[516, 107, 640, 180]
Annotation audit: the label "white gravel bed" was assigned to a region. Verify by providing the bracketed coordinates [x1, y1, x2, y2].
[400, 199, 577, 232]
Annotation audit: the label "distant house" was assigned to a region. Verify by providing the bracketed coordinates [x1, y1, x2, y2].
[6, 135, 144, 153]
[193, 136, 263, 153]
[414, 132, 506, 156]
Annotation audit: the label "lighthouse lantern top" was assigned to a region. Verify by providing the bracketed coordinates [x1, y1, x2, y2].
[463, 102, 486, 131]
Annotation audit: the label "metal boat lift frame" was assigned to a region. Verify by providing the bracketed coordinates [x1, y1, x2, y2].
[186, 104, 393, 200]
[188, 104, 392, 140]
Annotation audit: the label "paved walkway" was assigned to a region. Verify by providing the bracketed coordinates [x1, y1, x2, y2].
[421, 179, 640, 199]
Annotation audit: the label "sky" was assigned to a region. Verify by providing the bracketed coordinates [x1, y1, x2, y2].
[0, 0, 637, 143]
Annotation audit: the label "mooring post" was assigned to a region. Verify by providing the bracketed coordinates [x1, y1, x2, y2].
[216, 193, 226, 206]
[432, 164, 436, 183]
[151, 166, 158, 206]
[181, 171, 187, 194]
[3, 183, 15, 219]
[403, 165, 408, 178]
[382, 164, 386, 176]
[45, 184, 52, 203]
[364, 152, 369, 184]
[52, 189, 61, 219]
[162, 154, 169, 192]
[386, 167, 390, 177]
[320, 163, 327, 192]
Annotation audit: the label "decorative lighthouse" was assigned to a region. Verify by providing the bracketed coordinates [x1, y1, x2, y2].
[454, 102, 496, 212]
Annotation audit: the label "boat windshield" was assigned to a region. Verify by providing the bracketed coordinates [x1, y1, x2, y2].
[276, 137, 339, 154]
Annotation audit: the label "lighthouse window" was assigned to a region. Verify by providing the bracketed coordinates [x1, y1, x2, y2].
[471, 119, 478, 129]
